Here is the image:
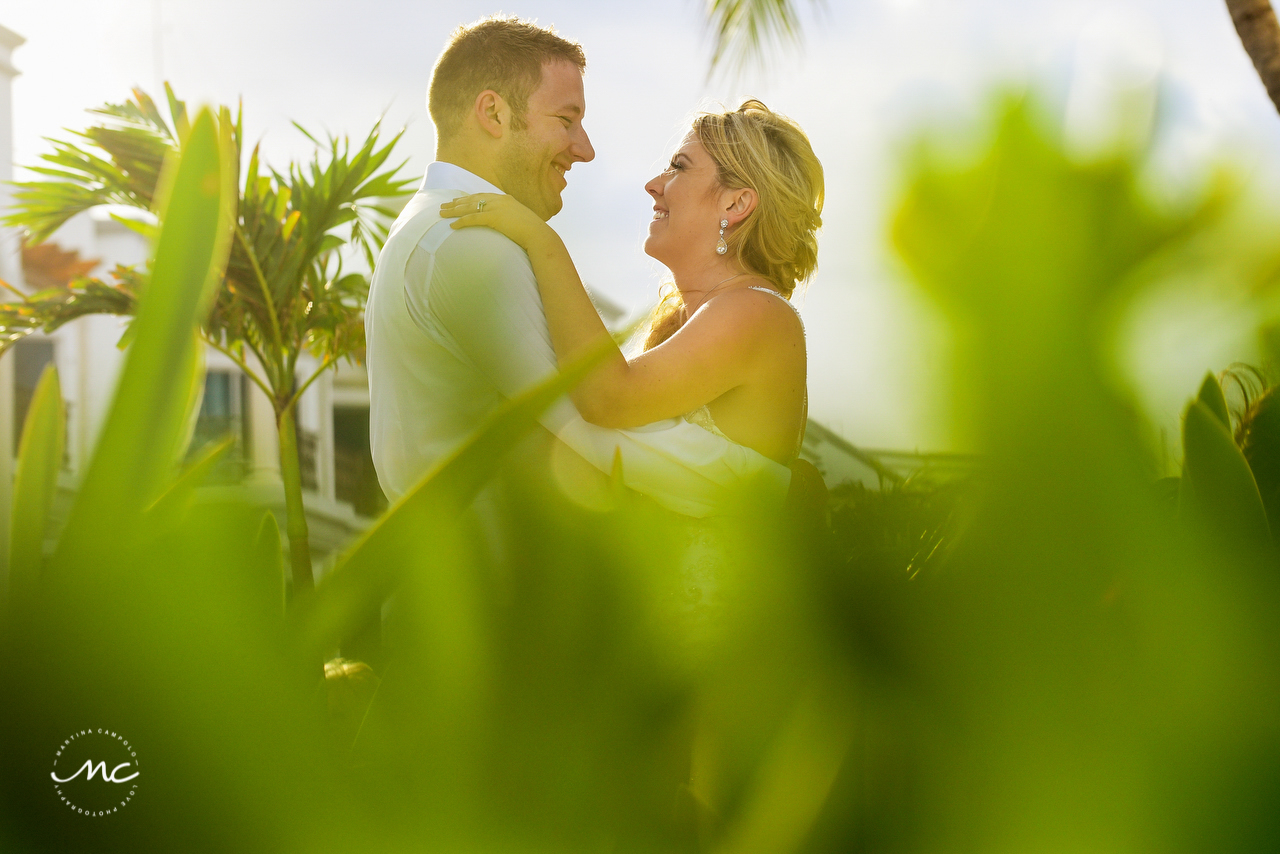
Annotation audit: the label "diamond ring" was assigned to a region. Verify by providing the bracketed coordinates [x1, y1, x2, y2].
[477, 200, 487, 211]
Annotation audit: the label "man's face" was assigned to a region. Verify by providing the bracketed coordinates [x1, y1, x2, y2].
[494, 60, 595, 221]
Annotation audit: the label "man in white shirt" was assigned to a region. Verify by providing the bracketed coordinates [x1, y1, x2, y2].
[365, 15, 789, 518]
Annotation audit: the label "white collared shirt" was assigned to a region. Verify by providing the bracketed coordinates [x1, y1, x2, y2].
[364, 161, 789, 517]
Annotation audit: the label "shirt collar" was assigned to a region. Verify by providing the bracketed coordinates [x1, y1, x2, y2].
[421, 161, 504, 195]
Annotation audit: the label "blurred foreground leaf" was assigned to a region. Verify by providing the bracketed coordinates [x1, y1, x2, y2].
[1198, 370, 1232, 427]
[6, 364, 65, 619]
[51, 107, 231, 568]
[1182, 398, 1272, 549]
[884, 95, 1280, 850]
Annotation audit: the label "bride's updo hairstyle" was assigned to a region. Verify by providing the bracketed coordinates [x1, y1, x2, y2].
[644, 100, 824, 350]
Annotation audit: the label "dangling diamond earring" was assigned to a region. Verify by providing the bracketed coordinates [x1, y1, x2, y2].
[716, 219, 729, 255]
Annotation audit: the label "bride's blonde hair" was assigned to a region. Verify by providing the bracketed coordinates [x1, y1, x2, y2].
[644, 100, 824, 350]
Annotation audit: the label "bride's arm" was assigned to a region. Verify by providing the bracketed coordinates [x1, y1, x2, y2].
[441, 192, 623, 384]
[441, 193, 780, 428]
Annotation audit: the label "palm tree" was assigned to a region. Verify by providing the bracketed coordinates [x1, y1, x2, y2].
[1, 86, 412, 593]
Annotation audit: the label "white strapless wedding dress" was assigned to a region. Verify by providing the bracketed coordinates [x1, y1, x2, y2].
[671, 286, 805, 667]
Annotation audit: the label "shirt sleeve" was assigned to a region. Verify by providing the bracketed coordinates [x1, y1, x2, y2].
[414, 226, 790, 516]
[426, 227, 561, 398]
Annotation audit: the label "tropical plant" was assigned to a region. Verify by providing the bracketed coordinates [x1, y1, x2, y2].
[704, 0, 815, 75]
[1178, 371, 1273, 550]
[1230, 369, 1280, 526]
[0, 86, 414, 592]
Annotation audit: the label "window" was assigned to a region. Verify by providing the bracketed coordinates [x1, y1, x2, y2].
[189, 370, 249, 481]
[13, 338, 57, 456]
[333, 406, 386, 518]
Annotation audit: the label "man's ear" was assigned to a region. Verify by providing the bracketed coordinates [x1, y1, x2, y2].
[474, 90, 511, 140]
[724, 187, 758, 226]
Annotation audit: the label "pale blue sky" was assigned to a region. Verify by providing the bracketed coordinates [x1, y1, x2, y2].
[4, 0, 1279, 451]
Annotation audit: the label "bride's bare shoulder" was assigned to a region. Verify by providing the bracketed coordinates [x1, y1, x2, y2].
[698, 284, 804, 340]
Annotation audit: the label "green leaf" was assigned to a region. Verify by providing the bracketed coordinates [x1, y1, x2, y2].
[52, 108, 233, 568]
[110, 212, 159, 242]
[7, 364, 65, 616]
[1196, 372, 1231, 428]
[143, 435, 235, 531]
[3, 89, 178, 242]
[281, 210, 301, 242]
[272, 184, 291, 221]
[1181, 399, 1271, 548]
[254, 512, 285, 617]
[892, 99, 1217, 330]
[164, 82, 190, 142]
[0, 269, 137, 357]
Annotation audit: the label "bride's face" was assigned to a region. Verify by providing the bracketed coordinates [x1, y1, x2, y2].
[643, 134, 727, 269]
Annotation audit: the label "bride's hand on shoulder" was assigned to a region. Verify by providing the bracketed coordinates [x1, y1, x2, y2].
[440, 193, 552, 251]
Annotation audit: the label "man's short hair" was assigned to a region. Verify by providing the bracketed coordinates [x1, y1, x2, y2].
[429, 16, 587, 142]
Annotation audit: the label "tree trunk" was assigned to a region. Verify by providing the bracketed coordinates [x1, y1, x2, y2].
[276, 406, 314, 593]
[1227, 0, 1280, 115]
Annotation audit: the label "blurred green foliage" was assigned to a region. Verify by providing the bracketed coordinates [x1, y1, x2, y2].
[4, 94, 1280, 854]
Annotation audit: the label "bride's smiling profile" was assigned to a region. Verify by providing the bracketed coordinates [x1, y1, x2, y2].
[442, 99, 824, 466]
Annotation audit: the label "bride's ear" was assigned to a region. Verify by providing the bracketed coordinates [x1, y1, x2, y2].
[724, 187, 757, 225]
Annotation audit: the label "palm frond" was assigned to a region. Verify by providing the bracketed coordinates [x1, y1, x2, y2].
[238, 120, 410, 367]
[705, 0, 815, 77]
[0, 266, 140, 355]
[4, 89, 179, 243]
